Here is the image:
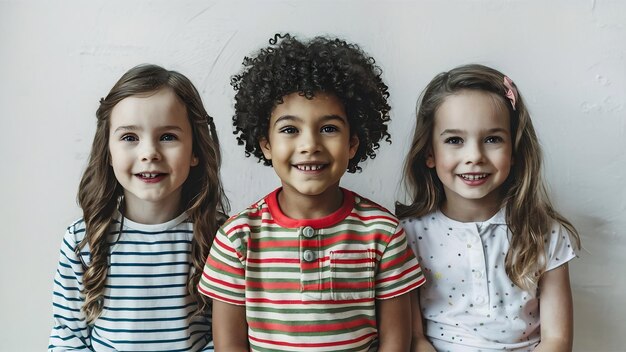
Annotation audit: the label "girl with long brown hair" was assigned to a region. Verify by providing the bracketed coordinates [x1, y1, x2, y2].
[397, 64, 581, 351]
[49, 64, 228, 351]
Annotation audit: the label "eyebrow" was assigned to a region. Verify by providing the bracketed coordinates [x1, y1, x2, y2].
[439, 128, 509, 136]
[112, 125, 185, 134]
[273, 114, 347, 126]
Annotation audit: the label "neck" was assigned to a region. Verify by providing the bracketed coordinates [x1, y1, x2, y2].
[277, 185, 344, 220]
[441, 195, 503, 223]
[123, 195, 182, 225]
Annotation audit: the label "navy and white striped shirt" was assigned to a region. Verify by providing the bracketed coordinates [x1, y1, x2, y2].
[49, 211, 213, 351]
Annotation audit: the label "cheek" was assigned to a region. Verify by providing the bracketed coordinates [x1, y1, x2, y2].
[268, 142, 290, 158]
[108, 144, 134, 170]
[109, 156, 126, 173]
[504, 157, 514, 173]
[107, 142, 114, 164]
[494, 154, 514, 178]
[108, 145, 120, 166]
[429, 151, 450, 169]
[186, 143, 199, 166]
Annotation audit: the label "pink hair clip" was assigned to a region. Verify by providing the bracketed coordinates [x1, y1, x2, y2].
[503, 76, 518, 111]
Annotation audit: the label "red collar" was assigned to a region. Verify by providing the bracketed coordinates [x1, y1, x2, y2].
[265, 187, 354, 229]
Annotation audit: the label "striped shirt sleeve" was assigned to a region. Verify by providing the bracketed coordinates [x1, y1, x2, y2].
[198, 227, 247, 305]
[48, 223, 92, 351]
[375, 224, 425, 299]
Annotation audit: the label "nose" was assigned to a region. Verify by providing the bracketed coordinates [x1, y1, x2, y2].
[464, 141, 484, 164]
[298, 130, 321, 154]
[140, 140, 161, 162]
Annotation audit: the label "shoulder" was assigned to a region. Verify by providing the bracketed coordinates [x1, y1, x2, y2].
[544, 219, 578, 265]
[221, 194, 270, 231]
[67, 217, 86, 233]
[547, 219, 573, 240]
[55, 218, 88, 263]
[348, 190, 401, 231]
[63, 218, 87, 245]
[399, 210, 438, 228]
[352, 191, 393, 214]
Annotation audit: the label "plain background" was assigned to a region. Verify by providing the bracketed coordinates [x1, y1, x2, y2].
[1, 1, 624, 351]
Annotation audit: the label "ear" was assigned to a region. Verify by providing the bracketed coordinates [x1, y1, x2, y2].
[259, 136, 272, 160]
[190, 153, 199, 167]
[348, 135, 360, 159]
[426, 150, 436, 168]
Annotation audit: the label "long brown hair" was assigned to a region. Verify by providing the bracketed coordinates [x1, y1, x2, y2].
[396, 64, 580, 290]
[77, 64, 229, 323]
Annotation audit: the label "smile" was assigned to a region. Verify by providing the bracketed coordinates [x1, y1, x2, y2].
[136, 172, 163, 179]
[459, 173, 488, 181]
[294, 164, 326, 171]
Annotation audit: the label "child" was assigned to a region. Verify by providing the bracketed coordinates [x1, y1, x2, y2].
[49, 64, 228, 351]
[198, 34, 425, 351]
[396, 64, 581, 351]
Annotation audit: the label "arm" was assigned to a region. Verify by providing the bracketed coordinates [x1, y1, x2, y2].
[211, 300, 249, 352]
[410, 290, 436, 352]
[376, 223, 428, 351]
[48, 227, 93, 351]
[198, 225, 249, 351]
[534, 263, 573, 352]
[377, 292, 412, 351]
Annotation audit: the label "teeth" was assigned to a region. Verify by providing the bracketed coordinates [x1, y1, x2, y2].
[139, 173, 159, 178]
[460, 173, 487, 181]
[297, 164, 323, 171]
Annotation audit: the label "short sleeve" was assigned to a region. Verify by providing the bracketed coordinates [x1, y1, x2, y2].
[198, 228, 247, 305]
[374, 225, 425, 299]
[545, 222, 578, 272]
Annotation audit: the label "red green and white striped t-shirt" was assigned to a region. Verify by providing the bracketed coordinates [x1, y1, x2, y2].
[199, 188, 425, 351]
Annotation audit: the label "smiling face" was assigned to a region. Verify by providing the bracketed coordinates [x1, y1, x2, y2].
[259, 92, 359, 214]
[108, 87, 198, 221]
[428, 89, 513, 217]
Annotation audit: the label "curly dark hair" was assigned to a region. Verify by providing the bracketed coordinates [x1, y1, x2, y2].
[231, 33, 392, 173]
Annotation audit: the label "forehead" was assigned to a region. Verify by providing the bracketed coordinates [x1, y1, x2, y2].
[434, 90, 510, 131]
[110, 87, 189, 128]
[270, 92, 347, 123]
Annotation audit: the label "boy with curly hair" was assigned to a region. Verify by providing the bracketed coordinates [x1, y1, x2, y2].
[199, 34, 425, 351]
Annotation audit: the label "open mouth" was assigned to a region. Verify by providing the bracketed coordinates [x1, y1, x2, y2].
[294, 164, 326, 171]
[459, 173, 488, 181]
[136, 172, 164, 179]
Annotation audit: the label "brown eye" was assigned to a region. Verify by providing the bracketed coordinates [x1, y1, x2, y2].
[321, 125, 338, 133]
[279, 126, 298, 134]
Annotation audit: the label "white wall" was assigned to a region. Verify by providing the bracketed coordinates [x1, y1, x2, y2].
[1, 1, 624, 350]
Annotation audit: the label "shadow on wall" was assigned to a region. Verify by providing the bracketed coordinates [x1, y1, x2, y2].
[569, 213, 624, 351]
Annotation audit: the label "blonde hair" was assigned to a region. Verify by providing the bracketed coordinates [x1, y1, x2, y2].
[396, 64, 580, 290]
[77, 64, 229, 323]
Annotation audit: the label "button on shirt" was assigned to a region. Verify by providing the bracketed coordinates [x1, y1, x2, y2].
[402, 208, 577, 352]
[200, 188, 425, 352]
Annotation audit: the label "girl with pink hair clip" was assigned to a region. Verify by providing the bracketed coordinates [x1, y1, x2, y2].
[397, 64, 581, 351]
